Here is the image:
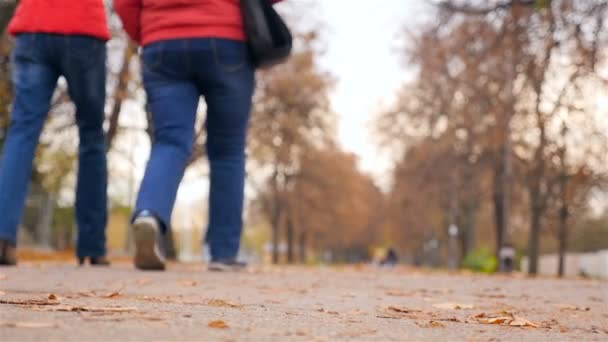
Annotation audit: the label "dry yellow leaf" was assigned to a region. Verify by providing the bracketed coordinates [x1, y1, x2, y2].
[208, 320, 229, 329]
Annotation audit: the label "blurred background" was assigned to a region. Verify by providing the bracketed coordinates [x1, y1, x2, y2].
[0, 0, 607, 277]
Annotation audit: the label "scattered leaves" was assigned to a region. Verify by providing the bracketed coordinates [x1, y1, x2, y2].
[433, 302, 474, 310]
[208, 320, 229, 329]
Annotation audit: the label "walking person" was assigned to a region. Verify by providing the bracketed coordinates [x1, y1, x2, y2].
[0, 0, 110, 266]
[115, 0, 283, 271]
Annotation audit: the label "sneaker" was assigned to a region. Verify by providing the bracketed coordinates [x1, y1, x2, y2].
[208, 259, 247, 272]
[132, 214, 166, 271]
[78, 256, 111, 266]
[0, 239, 17, 266]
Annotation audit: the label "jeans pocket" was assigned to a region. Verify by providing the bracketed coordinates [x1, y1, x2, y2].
[142, 44, 165, 72]
[212, 39, 249, 72]
[68, 36, 105, 69]
[12, 34, 38, 62]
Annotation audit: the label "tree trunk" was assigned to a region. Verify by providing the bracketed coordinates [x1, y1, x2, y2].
[0, 1, 17, 34]
[527, 200, 542, 275]
[271, 204, 281, 264]
[557, 203, 568, 277]
[493, 165, 504, 259]
[286, 216, 294, 264]
[106, 44, 136, 151]
[299, 231, 307, 263]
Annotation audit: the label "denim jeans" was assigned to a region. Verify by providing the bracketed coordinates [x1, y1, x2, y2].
[0, 34, 108, 258]
[136, 38, 255, 261]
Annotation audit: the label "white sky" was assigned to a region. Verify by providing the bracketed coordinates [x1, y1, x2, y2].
[317, 0, 425, 181]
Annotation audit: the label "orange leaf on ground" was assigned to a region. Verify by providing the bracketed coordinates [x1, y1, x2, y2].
[208, 320, 229, 329]
[47, 294, 59, 300]
[103, 292, 121, 299]
[207, 299, 242, 308]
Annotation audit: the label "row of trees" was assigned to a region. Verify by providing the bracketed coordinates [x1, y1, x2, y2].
[378, 0, 608, 274]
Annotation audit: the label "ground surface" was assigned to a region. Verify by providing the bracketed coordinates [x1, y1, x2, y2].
[1, 261, 607, 341]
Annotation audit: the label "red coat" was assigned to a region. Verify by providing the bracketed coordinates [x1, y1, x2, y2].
[115, 0, 283, 46]
[8, 0, 110, 41]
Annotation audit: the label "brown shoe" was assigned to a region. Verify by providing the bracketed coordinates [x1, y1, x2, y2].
[0, 239, 17, 266]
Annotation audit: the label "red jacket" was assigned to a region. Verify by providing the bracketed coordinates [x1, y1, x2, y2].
[8, 0, 110, 41]
[115, 0, 283, 46]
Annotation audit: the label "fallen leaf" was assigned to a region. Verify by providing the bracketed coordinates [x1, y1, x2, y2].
[0, 299, 59, 306]
[207, 299, 242, 308]
[433, 302, 474, 310]
[415, 320, 445, 328]
[208, 320, 229, 329]
[47, 294, 59, 301]
[388, 305, 418, 314]
[590, 326, 608, 334]
[556, 304, 590, 312]
[0, 321, 60, 328]
[103, 292, 121, 299]
[559, 326, 570, 333]
[468, 311, 540, 328]
[30, 305, 137, 313]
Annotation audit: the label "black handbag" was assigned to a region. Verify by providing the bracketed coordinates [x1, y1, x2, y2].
[240, 0, 293, 69]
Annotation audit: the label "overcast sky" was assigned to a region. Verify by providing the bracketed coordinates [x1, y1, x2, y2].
[316, 0, 428, 180]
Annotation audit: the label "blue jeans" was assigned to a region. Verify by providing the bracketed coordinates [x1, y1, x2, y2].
[136, 38, 255, 261]
[0, 34, 108, 258]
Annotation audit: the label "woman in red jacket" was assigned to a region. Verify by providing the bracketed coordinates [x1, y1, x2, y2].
[0, 0, 110, 266]
[115, 0, 282, 271]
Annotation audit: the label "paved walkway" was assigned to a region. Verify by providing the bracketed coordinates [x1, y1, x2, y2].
[1, 262, 607, 341]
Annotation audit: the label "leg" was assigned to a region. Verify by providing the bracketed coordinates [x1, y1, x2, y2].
[62, 37, 108, 258]
[0, 36, 58, 246]
[135, 61, 199, 229]
[203, 41, 255, 261]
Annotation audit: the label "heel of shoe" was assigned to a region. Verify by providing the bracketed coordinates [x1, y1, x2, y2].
[133, 217, 166, 271]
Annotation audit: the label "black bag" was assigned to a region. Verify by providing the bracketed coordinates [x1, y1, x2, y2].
[240, 0, 293, 69]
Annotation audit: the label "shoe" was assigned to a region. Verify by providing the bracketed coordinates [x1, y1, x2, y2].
[0, 239, 17, 266]
[208, 259, 247, 272]
[132, 214, 166, 271]
[78, 256, 111, 266]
